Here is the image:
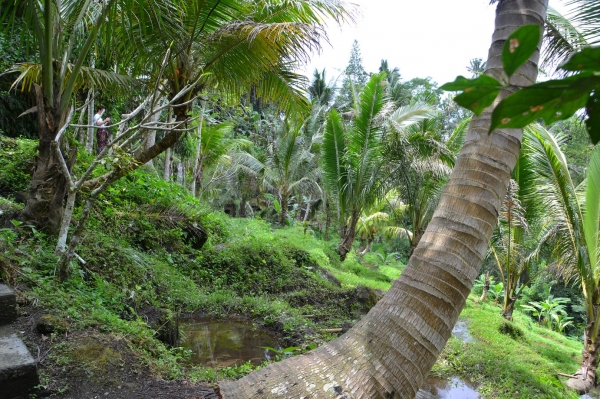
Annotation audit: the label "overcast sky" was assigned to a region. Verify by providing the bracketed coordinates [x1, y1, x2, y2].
[299, 0, 569, 87]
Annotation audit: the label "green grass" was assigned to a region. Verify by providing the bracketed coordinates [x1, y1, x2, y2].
[434, 297, 582, 399]
[266, 223, 405, 290]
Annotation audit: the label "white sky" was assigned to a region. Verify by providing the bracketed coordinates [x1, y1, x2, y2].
[300, 0, 569, 87]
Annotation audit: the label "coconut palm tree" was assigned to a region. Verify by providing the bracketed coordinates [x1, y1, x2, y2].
[322, 73, 433, 260]
[384, 113, 467, 257]
[1, 0, 175, 233]
[521, 123, 600, 392]
[3, 0, 352, 234]
[81, 0, 353, 192]
[220, 1, 547, 397]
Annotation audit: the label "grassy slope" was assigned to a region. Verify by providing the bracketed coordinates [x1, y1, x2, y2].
[436, 299, 581, 399]
[0, 137, 586, 396]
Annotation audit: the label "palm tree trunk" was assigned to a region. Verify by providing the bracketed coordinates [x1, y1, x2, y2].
[220, 1, 547, 397]
[502, 275, 517, 320]
[480, 271, 491, 302]
[324, 197, 331, 241]
[360, 239, 373, 256]
[163, 147, 172, 181]
[280, 192, 288, 226]
[338, 211, 359, 261]
[21, 84, 71, 234]
[86, 90, 95, 153]
[568, 289, 600, 393]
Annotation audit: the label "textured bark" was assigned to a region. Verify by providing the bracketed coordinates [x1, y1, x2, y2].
[324, 202, 331, 241]
[279, 192, 289, 226]
[164, 147, 172, 181]
[219, 1, 547, 397]
[480, 272, 491, 302]
[568, 291, 600, 393]
[21, 84, 71, 234]
[338, 211, 359, 261]
[408, 228, 424, 259]
[144, 109, 161, 169]
[502, 275, 518, 320]
[86, 89, 95, 153]
[567, 325, 599, 393]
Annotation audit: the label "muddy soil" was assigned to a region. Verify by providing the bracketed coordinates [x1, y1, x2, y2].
[13, 305, 218, 399]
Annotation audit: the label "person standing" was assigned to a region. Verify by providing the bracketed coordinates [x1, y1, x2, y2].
[93, 106, 111, 154]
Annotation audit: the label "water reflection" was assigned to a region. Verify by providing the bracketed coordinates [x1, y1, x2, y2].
[582, 387, 600, 399]
[179, 319, 278, 367]
[416, 376, 480, 399]
[452, 319, 474, 343]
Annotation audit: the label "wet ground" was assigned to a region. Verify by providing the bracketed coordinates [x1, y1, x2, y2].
[179, 318, 278, 367]
[452, 319, 475, 343]
[582, 387, 600, 399]
[416, 376, 480, 399]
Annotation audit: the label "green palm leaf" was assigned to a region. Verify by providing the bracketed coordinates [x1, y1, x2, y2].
[585, 145, 600, 280]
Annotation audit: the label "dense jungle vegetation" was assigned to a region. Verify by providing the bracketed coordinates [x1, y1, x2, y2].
[1, 1, 600, 398]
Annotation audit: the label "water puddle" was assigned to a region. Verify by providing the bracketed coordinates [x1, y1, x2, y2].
[416, 376, 480, 399]
[452, 319, 474, 343]
[179, 319, 278, 367]
[582, 387, 600, 399]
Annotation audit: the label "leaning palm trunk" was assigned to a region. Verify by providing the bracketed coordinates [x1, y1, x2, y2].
[220, 3, 546, 397]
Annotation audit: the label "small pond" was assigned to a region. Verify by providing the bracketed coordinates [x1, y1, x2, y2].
[179, 319, 278, 368]
[416, 376, 480, 399]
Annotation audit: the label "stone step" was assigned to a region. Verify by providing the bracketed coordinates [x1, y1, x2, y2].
[0, 326, 39, 399]
[0, 284, 17, 326]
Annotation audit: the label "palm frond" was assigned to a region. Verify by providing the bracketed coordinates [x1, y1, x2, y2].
[585, 144, 600, 281]
[542, 6, 588, 74]
[565, 0, 600, 45]
[322, 108, 348, 216]
[5, 62, 140, 97]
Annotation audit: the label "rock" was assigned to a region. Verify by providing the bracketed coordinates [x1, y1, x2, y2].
[566, 368, 595, 394]
[36, 314, 68, 335]
[137, 307, 179, 347]
[353, 285, 383, 309]
[318, 268, 341, 287]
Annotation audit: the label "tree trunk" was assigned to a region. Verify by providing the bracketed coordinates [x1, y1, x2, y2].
[502, 274, 517, 320]
[480, 272, 491, 302]
[164, 147, 172, 181]
[219, 2, 546, 397]
[408, 228, 424, 259]
[338, 211, 359, 261]
[303, 196, 312, 223]
[21, 84, 71, 234]
[501, 297, 516, 320]
[144, 108, 162, 169]
[324, 197, 331, 241]
[191, 102, 206, 197]
[280, 192, 288, 226]
[567, 291, 600, 393]
[359, 239, 373, 256]
[86, 88, 95, 153]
